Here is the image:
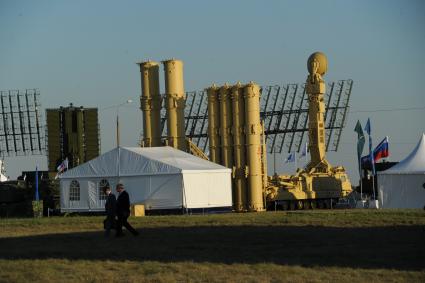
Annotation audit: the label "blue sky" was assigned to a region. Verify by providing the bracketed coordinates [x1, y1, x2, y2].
[1, 0, 424, 181]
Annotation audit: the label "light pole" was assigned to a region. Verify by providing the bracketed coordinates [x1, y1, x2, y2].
[116, 99, 133, 148]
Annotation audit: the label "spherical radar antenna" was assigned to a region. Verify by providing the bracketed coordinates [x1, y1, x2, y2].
[307, 52, 328, 75]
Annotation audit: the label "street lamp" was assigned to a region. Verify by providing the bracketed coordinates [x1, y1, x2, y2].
[116, 99, 133, 147]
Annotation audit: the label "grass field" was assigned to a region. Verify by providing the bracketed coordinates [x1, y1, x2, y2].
[0, 210, 424, 282]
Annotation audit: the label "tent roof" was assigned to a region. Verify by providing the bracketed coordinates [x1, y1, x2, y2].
[379, 133, 425, 175]
[60, 146, 230, 179]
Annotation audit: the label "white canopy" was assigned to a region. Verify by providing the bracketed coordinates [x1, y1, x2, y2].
[60, 147, 232, 212]
[378, 134, 425, 208]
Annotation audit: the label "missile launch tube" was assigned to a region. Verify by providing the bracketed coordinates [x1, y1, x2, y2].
[231, 82, 247, 212]
[218, 84, 233, 169]
[261, 121, 268, 192]
[138, 61, 162, 147]
[244, 82, 264, 211]
[163, 59, 187, 151]
[76, 109, 84, 164]
[207, 84, 221, 164]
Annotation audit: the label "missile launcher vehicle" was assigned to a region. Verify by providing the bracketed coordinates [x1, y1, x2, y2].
[266, 52, 352, 210]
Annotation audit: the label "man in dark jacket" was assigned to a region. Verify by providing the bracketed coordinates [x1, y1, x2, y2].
[104, 186, 116, 237]
[115, 183, 139, 237]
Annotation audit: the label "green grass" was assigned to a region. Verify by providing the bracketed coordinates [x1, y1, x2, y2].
[0, 210, 424, 282]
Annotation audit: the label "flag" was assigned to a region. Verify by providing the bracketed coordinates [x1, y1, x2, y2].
[35, 166, 39, 201]
[364, 118, 371, 135]
[364, 118, 375, 175]
[57, 162, 65, 173]
[299, 142, 308, 159]
[354, 120, 365, 156]
[373, 136, 389, 162]
[354, 120, 365, 175]
[361, 136, 390, 167]
[57, 157, 69, 174]
[285, 152, 295, 163]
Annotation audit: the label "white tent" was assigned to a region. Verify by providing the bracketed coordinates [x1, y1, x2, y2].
[0, 160, 8, 182]
[378, 133, 425, 208]
[59, 147, 232, 212]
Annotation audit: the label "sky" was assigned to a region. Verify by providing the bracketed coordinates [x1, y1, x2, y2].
[0, 0, 424, 183]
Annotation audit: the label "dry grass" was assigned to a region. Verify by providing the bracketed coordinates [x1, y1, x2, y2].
[0, 259, 423, 283]
[0, 210, 424, 282]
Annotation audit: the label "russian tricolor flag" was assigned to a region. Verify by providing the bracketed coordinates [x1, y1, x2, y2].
[56, 157, 69, 173]
[373, 136, 389, 162]
[361, 136, 389, 167]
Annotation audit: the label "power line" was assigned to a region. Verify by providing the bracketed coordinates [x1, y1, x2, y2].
[341, 142, 416, 145]
[350, 106, 425, 113]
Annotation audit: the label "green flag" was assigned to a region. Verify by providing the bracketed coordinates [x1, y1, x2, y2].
[354, 120, 365, 175]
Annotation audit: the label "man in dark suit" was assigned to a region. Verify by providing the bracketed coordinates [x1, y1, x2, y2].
[115, 183, 139, 237]
[104, 186, 116, 237]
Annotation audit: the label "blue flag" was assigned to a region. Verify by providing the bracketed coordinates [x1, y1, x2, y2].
[364, 118, 375, 175]
[299, 142, 308, 160]
[35, 166, 39, 201]
[285, 152, 295, 163]
[364, 118, 371, 135]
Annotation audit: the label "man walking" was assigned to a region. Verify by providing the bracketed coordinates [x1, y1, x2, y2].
[104, 186, 116, 237]
[115, 183, 139, 237]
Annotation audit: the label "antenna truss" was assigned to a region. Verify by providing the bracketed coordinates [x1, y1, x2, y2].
[0, 89, 44, 157]
[155, 79, 353, 154]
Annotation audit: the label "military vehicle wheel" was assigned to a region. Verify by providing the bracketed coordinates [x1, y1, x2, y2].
[310, 200, 317, 209]
[282, 201, 289, 210]
[318, 200, 325, 209]
[296, 200, 303, 210]
[303, 200, 310, 209]
[289, 201, 296, 210]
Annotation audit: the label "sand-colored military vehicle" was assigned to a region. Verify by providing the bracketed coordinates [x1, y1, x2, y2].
[266, 52, 352, 210]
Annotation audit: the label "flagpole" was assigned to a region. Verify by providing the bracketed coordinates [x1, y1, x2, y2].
[365, 118, 376, 200]
[360, 158, 362, 200]
[370, 135, 376, 200]
[372, 167, 376, 200]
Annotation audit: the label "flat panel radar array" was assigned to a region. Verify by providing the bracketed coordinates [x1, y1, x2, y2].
[46, 105, 100, 173]
[155, 79, 353, 154]
[0, 89, 44, 157]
